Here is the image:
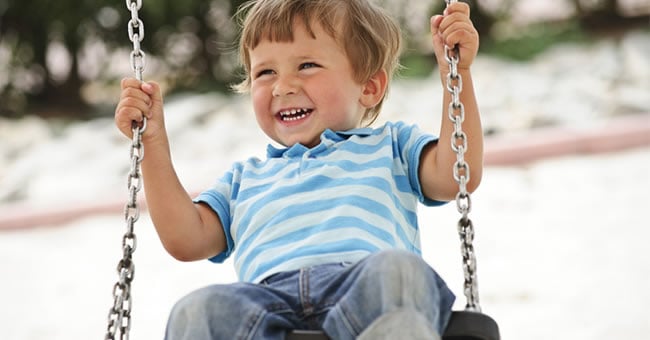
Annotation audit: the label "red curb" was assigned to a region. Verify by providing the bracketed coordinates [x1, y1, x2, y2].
[0, 201, 127, 231]
[484, 113, 650, 166]
[1, 113, 649, 231]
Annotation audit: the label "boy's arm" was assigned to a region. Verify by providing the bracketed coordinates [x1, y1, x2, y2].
[419, 2, 483, 202]
[141, 136, 226, 261]
[115, 78, 226, 261]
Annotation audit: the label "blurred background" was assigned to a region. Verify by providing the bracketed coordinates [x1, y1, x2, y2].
[0, 0, 648, 119]
[1, 0, 649, 339]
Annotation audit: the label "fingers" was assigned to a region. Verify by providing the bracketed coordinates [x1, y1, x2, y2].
[140, 81, 164, 119]
[430, 15, 444, 36]
[444, 2, 470, 16]
[432, 3, 476, 48]
[431, 2, 470, 30]
[439, 21, 477, 48]
[117, 79, 149, 116]
[115, 77, 158, 138]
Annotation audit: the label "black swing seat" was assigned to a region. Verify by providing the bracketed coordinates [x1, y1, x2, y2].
[442, 311, 500, 340]
[287, 310, 500, 340]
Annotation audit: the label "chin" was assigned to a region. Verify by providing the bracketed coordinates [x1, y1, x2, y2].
[275, 133, 315, 147]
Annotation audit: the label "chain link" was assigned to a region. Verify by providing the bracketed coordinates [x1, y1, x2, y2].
[106, 1, 147, 339]
[127, 0, 146, 82]
[444, 0, 481, 313]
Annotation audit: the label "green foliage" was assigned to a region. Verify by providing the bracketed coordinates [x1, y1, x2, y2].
[398, 53, 437, 79]
[481, 22, 589, 61]
[0, 0, 643, 118]
[0, 0, 242, 118]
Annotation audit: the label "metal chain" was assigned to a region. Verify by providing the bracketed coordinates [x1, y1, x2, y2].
[127, 0, 146, 81]
[444, 0, 481, 313]
[106, 1, 147, 339]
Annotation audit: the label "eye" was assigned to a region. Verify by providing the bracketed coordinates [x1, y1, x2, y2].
[255, 69, 274, 78]
[299, 62, 319, 70]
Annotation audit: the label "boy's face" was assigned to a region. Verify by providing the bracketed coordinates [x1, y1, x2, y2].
[249, 19, 369, 148]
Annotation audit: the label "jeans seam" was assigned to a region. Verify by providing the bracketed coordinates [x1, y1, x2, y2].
[336, 299, 364, 336]
[240, 308, 267, 340]
[299, 267, 314, 315]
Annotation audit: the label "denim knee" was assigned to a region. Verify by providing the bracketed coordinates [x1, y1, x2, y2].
[322, 250, 455, 338]
[166, 283, 300, 340]
[166, 285, 233, 335]
[365, 250, 429, 275]
[357, 308, 442, 340]
[168, 286, 217, 325]
[165, 284, 269, 340]
[363, 250, 440, 293]
[367, 250, 453, 313]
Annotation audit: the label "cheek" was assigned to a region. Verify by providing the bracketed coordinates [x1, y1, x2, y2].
[324, 87, 361, 117]
[311, 83, 350, 108]
[251, 87, 270, 114]
[250, 89, 271, 131]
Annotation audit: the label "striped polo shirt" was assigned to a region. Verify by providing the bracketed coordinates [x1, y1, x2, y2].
[195, 121, 444, 283]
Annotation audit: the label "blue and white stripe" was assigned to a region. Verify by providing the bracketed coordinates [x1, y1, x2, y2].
[195, 121, 444, 283]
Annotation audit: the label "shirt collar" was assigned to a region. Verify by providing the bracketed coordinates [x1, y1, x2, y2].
[266, 127, 374, 158]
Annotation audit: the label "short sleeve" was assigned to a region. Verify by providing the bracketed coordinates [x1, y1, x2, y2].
[193, 166, 240, 263]
[390, 122, 447, 207]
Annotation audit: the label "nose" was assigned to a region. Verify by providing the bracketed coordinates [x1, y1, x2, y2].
[272, 74, 299, 97]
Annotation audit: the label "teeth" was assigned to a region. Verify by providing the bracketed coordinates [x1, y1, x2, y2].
[279, 108, 311, 121]
[280, 108, 307, 116]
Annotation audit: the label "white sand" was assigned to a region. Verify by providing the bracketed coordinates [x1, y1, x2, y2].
[1, 147, 648, 339]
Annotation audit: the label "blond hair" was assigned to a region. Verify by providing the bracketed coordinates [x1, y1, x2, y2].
[232, 0, 402, 125]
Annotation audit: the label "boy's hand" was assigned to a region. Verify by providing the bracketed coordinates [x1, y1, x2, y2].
[115, 77, 166, 143]
[430, 2, 479, 70]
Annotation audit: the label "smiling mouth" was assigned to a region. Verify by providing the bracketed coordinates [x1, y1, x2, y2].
[278, 108, 313, 122]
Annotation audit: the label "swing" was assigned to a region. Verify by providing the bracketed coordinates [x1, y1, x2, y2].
[105, 1, 500, 339]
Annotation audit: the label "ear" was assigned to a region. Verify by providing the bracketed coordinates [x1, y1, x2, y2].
[359, 69, 388, 109]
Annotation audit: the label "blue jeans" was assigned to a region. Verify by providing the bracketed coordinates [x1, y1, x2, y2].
[165, 250, 455, 340]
